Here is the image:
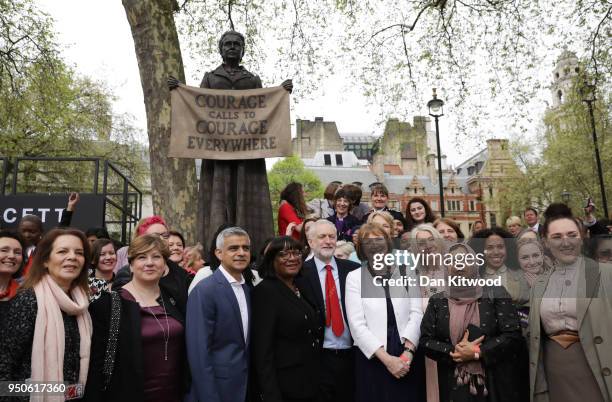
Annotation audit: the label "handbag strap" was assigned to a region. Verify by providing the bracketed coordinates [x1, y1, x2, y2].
[102, 291, 122, 390]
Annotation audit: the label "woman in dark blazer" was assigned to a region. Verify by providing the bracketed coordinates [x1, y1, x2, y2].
[420, 243, 528, 402]
[326, 188, 360, 242]
[84, 235, 189, 402]
[252, 236, 322, 402]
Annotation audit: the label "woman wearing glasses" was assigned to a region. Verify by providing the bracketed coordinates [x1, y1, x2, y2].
[251, 236, 321, 402]
[529, 204, 612, 402]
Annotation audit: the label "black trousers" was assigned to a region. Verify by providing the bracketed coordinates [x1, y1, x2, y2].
[318, 348, 355, 402]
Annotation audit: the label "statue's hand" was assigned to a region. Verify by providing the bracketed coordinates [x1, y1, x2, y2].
[168, 76, 181, 91]
[281, 79, 293, 94]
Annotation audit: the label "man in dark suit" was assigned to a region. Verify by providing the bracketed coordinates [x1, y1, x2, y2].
[186, 227, 252, 402]
[524, 207, 543, 236]
[296, 220, 360, 402]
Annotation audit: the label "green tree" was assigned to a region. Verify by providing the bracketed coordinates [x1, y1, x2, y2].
[122, 0, 199, 243]
[0, 57, 148, 192]
[496, 73, 611, 219]
[540, 78, 611, 217]
[267, 155, 323, 232]
[0, 0, 56, 89]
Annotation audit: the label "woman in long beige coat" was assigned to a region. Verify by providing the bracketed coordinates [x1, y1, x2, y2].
[528, 207, 612, 402]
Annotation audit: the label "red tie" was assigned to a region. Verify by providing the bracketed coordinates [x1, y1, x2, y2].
[325, 265, 344, 337]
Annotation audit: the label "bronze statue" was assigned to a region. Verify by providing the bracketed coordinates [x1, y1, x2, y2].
[169, 30, 292, 253]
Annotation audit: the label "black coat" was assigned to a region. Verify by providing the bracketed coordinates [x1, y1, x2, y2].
[419, 287, 529, 402]
[83, 290, 190, 402]
[251, 277, 322, 402]
[295, 257, 360, 340]
[326, 214, 361, 242]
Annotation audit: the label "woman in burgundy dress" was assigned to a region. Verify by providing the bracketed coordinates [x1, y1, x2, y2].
[84, 234, 189, 402]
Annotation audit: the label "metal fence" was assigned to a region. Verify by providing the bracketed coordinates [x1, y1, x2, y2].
[0, 157, 143, 244]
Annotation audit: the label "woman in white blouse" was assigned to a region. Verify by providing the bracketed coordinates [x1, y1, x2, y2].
[345, 223, 424, 402]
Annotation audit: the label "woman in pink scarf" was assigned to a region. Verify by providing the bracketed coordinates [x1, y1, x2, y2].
[419, 242, 527, 402]
[0, 229, 92, 402]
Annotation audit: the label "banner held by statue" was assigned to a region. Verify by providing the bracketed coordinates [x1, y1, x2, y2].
[169, 84, 291, 160]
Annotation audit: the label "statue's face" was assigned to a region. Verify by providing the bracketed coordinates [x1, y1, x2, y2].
[220, 34, 244, 62]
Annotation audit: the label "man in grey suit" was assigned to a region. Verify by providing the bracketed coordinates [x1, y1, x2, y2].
[185, 227, 252, 402]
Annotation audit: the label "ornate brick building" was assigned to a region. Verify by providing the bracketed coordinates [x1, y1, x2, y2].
[292, 116, 521, 232]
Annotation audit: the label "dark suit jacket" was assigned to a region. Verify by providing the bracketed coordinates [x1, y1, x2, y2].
[84, 290, 189, 402]
[295, 257, 360, 342]
[326, 214, 361, 242]
[252, 277, 322, 402]
[185, 268, 251, 402]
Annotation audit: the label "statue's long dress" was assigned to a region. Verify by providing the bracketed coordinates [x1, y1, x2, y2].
[198, 65, 274, 253]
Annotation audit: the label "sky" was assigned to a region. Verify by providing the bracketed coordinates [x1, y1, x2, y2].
[35, 0, 561, 168]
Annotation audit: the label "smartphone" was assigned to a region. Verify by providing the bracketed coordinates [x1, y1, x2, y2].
[467, 324, 484, 342]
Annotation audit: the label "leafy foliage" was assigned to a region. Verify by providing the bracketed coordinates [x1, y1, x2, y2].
[0, 0, 57, 89]
[175, 0, 611, 143]
[0, 0, 148, 194]
[495, 72, 611, 219]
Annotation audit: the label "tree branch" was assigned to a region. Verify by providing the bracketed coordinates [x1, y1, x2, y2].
[228, 0, 236, 30]
[369, 2, 432, 43]
[588, 4, 612, 84]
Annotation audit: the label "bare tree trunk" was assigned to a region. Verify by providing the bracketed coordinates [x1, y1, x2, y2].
[122, 0, 198, 243]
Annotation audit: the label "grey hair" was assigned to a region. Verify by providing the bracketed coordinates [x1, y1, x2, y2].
[410, 223, 443, 239]
[216, 227, 250, 249]
[309, 219, 336, 238]
[409, 223, 443, 250]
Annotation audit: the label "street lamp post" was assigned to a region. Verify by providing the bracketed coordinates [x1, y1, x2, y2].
[428, 88, 445, 217]
[561, 189, 571, 204]
[580, 82, 609, 218]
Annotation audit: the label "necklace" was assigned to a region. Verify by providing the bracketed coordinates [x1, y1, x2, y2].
[146, 296, 170, 361]
[292, 284, 301, 298]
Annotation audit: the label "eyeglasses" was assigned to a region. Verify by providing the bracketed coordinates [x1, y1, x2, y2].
[151, 232, 170, 240]
[278, 250, 302, 260]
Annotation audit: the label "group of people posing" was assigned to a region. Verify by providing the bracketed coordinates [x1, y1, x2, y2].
[0, 182, 611, 402]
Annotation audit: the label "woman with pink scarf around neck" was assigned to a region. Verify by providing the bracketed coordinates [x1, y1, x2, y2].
[0, 228, 92, 402]
[419, 242, 527, 402]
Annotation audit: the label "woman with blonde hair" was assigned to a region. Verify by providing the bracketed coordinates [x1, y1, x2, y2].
[506, 216, 523, 237]
[515, 237, 550, 336]
[0, 228, 92, 400]
[367, 211, 395, 237]
[346, 223, 425, 401]
[409, 224, 446, 402]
